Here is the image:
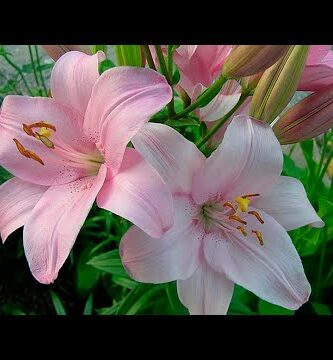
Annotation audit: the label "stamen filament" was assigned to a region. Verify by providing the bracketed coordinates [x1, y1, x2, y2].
[223, 202, 236, 212]
[242, 193, 260, 199]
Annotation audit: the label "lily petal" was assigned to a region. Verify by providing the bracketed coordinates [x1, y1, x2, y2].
[132, 123, 205, 194]
[193, 81, 242, 123]
[97, 148, 173, 239]
[204, 210, 311, 310]
[193, 115, 283, 205]
[306, 45, 331, 65]
[84, 67, 172, 175]
[177, 261, 234, 315]
[120, 194, 203, 283]
[253, 176, 324, 231]
[0, 178, 47, 243]
[23, 165, 107, 284]
[0, 96, 95, 186]
[299, 51, 333, 91]
[51, 51, 105, 117]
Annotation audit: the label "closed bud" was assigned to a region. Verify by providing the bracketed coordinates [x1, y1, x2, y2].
[42, 45, 91, 61]
[273, 86, 333, 144]
[249, 45, 309, 123]
[241, 72, 263, 95]
[222, 45, 290, 78]
[114, 45, 145, 67]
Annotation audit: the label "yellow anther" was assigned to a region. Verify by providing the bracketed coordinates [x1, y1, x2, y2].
[237, 226, 248, 237]
[235, 196, 251, 212]
[38, 127, 52, 138]
[252, 230, 264, 246]
[36, 133, 54, 149]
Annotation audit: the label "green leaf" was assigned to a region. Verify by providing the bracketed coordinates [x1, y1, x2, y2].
[126, 285, 164, 315]
[99, 59, 115, 74]
[76, 245, 100, 295]
[282, 154, 306, 179]
[165, 118, 200, 128]
[311, 302, 332, 315]
[87, 249, 128, 277]
[83, 293, 94, 315]
[50, 291, 67, 315]
[318, 197, 333, 218]
[258, 299, 294, 315]
[112, 275, 138, 290]
[165, 282, 188, 315]
[115, 45, 143, 67]
[0, 166, 12, 184]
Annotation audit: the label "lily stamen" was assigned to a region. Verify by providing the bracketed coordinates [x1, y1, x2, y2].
[13, 139, 44, 165]
[248, 210, 264, 224]
[223, 202, 236, 212]
[229, 214, 247, 225]
[252, 230, 264, 246]
[237, 226, 248, 237]
[242, 193, 260, 199]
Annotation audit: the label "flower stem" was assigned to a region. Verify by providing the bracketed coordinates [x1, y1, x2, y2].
[154, 45, 175, 118]
[28, 45, 42, 96]
[34, 45, 48, 96]
[1, 52, 33, 96]
[172, 74, 229, 120]
[196, 93, 249, 148]
[315, 226, 328, 300]
[141, 45, 156, 71]
[167, 45, 174, 80]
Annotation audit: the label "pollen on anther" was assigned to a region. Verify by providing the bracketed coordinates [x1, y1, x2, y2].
[223, 202, 236, 212]
[252, 230, 264, 246]
[237, 226, 248, 237]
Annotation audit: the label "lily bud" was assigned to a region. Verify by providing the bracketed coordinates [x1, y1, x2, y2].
[249, 45, 309, 123]
[273, 86, 333, 144]
[114, 45, 145, 67]
[222, 45, 290, 78]
[241, 72, 263, 95]
[42, 45, 91, 61]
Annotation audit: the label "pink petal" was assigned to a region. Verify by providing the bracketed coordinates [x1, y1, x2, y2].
[299, 52, 333, 91]
[0, 96, 95, 186]
[23, 165, 107, 284]
[97, 148, 173, 239]
[0, 178, 47, 242]
[84, 67, 172, 175]
[132, 123, 205, 194]
[306, 45, 331, 65]
[253, 176, 324, 231]
[120, 194, 203, 283]
[174, 45, 232, 95]
[193, 80, 242, 123]
[177, 261, 234, 315]
[204, 210, 311, 310]
[51, 51, 105, 117]
[193, 115, 283, 205]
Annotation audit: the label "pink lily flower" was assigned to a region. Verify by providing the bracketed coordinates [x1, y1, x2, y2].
[0, 51, 174, 284]
[121, 116, 324, 314]
[173, 45, 232, 96]
[299, 45, 333, 91]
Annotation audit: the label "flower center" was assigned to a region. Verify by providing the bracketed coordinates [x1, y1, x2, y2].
[200, 193, 265, 246]
[13, 121, 104, 174]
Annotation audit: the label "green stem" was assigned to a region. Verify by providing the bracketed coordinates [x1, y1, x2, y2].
[28, 45, 42, 95]
[196, 93, 249, 148]
[141, 45, 156, 71]
[173, 74, 228, 120]
[316, 134, 328, 179]
[167, 45, 174, 80]
[34, 45, 48, 96]
[154, 45, 175, 118]
[1, 53, 33, 96]
[315, 227, 328, 300]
